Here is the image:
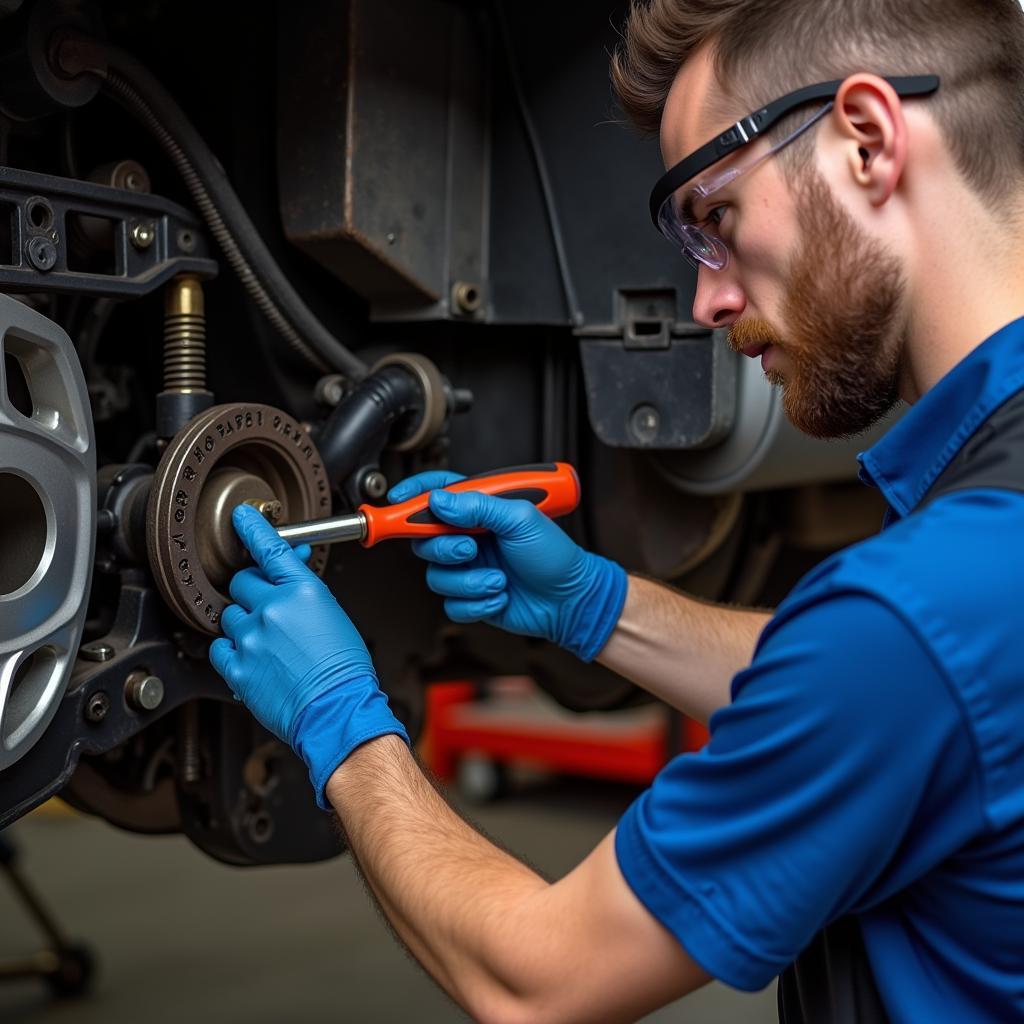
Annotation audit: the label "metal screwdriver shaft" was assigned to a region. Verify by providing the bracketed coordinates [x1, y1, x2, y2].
[276, 513, 367, 547]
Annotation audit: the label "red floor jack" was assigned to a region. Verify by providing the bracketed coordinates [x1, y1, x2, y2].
[0, 830, 95, 998]
[424, 679, 710, 800]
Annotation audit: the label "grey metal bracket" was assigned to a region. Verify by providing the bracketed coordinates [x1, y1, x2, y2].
[0, 165, 217, 297]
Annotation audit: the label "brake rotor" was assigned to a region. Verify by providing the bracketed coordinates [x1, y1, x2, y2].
[0, 295, 96, 772]
[146, 403, 330, 633]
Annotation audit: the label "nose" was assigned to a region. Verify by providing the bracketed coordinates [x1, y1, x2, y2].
[691, 263, 746, 329]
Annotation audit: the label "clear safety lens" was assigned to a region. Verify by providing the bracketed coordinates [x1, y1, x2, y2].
[656, 198, 729, 271]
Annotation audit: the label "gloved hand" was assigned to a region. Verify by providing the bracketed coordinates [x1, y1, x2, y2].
[209, 504, 409, 809]
[388, 471, 627, 661]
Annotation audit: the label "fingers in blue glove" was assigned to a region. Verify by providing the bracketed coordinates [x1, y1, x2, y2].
[220, 603, 248, 638]
[209, 636, 237, 688]
[233, 505, 310, 584]
[229, 566, 276, 611]
[411, 534, 479, 565]
[387, 470, 466, 504]
[426, 564, 506, 599]
[444, 592, 510, 624]
[429, 489, 533, 536]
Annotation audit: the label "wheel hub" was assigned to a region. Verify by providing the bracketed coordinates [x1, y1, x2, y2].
[146, 403, 331, 633]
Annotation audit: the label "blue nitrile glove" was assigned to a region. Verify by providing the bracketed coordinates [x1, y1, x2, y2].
[209, 504, 409, 809]
[388, 471, 627, 661]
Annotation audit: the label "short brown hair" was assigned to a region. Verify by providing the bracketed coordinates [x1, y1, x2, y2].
[611, 0, 1024, 200]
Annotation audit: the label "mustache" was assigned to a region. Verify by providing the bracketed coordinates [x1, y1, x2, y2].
[728, 318, 783, 353]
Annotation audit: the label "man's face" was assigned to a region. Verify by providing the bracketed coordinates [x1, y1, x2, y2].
[661, 47, 908, 439]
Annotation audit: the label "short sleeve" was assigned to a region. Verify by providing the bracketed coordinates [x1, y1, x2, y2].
[614, 592, 984, 991]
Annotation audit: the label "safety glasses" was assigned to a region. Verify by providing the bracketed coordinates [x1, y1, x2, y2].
[649, 75, 940, 272]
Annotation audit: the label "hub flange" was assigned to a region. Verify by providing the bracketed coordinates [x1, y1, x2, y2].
[146, 403, 330, 633]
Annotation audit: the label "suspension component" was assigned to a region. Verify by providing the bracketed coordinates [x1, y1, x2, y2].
[155, 274, 214, 438]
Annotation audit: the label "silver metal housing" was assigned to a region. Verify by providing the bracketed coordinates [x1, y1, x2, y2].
[0, 295, 95, 772]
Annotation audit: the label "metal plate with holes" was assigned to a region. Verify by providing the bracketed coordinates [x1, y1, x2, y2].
[0, 294, 96, 772]
[146, 404, 331, 634]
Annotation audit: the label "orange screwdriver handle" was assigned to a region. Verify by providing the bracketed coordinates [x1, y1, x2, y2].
[359, 462, 581, 548]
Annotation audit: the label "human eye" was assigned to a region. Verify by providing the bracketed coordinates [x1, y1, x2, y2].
[700, 204, 729, 233]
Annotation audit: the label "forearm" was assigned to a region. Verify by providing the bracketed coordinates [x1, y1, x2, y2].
[327, 736, 701, 1024]
[327, 736, 557, 1021]
[597, 574, 770, 723]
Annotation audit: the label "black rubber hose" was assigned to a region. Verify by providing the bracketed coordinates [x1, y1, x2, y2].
[316, 366, 424, 485]
[54, 34, 368, 381]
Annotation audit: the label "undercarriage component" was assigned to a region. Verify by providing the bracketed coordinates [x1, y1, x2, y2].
[0, 581, 342, 865]
[0, 292, 95, 771]
[155, 274, 213, 438]
[578, 290, 736, 451]
[316, 352, 455, 505]
[277, 0, 488, 318]
[53, 31, 368, 380]
[0, 165, 215, 296]
[145, 403, 330, 633]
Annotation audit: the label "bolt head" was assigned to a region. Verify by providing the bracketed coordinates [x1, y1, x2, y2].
[85, 692, 110, 723]
[362, 471, 388, 500]
[130, 222, 155, 249]
[629, 404, 661, 445]
[26, 236, 57, 272]
[127, 673, 165, 712]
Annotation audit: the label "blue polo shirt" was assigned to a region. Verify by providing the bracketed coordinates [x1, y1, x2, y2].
[615, 317, 1024, 1022]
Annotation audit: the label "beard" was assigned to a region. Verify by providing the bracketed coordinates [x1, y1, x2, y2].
[728, 168, 906, 440]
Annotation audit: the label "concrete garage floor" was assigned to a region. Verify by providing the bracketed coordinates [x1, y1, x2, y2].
[0, 778, 776, 1023]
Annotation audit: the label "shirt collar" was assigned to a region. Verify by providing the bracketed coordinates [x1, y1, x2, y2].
[859, 316, 1024, 518]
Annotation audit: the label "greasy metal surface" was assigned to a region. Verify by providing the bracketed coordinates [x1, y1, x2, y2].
[0, 294, 95, 772]
[146, 404, 330, 634]
[195, 468, 279, 590]
[0, 166, 216, 297]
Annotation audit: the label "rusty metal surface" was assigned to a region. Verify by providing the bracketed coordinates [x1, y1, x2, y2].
[146, 403, 330, 634]
[277, 0, 488, 315]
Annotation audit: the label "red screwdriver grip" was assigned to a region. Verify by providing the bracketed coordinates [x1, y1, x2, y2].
[359, 462, 581, 548]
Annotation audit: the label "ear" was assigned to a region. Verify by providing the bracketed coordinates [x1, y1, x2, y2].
[830, 74, 907, 207]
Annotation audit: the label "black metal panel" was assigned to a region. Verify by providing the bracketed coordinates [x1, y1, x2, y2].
[488, 0, 697, 327]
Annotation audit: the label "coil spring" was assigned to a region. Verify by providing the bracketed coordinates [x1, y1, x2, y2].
[163, 275, 207, 392]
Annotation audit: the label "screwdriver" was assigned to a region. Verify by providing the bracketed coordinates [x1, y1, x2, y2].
[275, 462, 580, 549]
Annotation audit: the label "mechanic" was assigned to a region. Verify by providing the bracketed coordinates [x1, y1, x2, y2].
[209, 0, 1024, 1020]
